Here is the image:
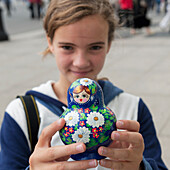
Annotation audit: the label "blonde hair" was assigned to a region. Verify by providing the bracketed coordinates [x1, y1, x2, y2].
[43, 0, 116, 56]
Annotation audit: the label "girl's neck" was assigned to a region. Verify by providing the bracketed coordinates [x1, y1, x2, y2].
[52, 77, 71, 106]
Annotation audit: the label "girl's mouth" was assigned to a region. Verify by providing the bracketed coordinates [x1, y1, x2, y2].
[71, 69, 92, 75]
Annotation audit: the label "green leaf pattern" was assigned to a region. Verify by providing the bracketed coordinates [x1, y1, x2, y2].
[59, 106, 116, 149]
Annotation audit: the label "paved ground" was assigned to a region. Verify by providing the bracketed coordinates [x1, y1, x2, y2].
[0, 3, 170, 168]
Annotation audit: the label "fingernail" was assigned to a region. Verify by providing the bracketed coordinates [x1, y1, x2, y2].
[58, 119, 62, 125]
[89, 160, 97, 167]
[117, 120, 124, 127]
[101, 147, 107, 155]
[100, 159, 106, 166]
[76, 144, 84, 152]
[112, 132, 120, 140]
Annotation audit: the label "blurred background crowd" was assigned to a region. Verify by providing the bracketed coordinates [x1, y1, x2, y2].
[0, 0, 170, 41]
[110, 0, 170, 34]
[0, 0, 49, 19]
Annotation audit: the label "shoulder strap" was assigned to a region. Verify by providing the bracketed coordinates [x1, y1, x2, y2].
[17, 95, 40, 153]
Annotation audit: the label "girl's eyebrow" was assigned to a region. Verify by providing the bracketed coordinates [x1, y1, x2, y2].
[58, 42, 76, 46]
[58, 42, 105, 46]
[89, 42, 105, 46]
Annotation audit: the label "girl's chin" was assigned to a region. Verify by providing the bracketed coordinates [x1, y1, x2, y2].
[64, 71, 97, 83]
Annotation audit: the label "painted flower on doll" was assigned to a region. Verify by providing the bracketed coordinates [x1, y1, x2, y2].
[87, 111, 104, 128]
[72, 127, 91, 143]
[65, 111, 79, 126]
[80, 78, 93, 86]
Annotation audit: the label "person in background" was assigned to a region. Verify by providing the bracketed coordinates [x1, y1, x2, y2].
[118, 0, 134, 31]
[132, 0, 152, 34]
[28, 0, 42, 19]
[160, 0, 170, 31]
[3, 0, 11, 16]
[0, 0, 168, 169]
[155, 0, 161, 13]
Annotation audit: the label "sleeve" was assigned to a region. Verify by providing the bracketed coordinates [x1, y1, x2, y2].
[0, 112, 31, 169]
[138, 99, 168, 170]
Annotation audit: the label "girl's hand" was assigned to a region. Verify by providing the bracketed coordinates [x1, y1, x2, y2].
[98, 120, 144, 170]
[29, 118, 98, 170]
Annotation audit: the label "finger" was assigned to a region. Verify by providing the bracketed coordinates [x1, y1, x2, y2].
[116, 120, 140, 132]
[30, 159, 97, 170]
[99, 159, 136, 170]
[111, 131, 144, 148]
[109, 140, 123, 148]
[39, 142, 86, 161]
[109, 140, 130, 149]
[37, 118, 65, 147]
[98, 146, 137, 161]
[55, 159, 98, 170]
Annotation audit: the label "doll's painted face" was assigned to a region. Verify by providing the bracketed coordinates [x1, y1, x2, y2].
[73, 90, 90, 104]
[73, 85, 91, 104]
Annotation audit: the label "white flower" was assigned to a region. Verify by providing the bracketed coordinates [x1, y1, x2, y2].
[72, 127, 91, 143]
[87, 111, 104, 128]
[65, 111, 79, 126]
[80, 78, 93, 86]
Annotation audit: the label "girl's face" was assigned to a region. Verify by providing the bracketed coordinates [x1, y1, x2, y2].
[73, 90, 90, 104]
[47, 14, 111, 86]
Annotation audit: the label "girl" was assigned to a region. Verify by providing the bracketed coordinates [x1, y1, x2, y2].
[0, 0, 167, 169]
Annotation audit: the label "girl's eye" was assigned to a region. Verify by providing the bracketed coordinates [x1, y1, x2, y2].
[61, 46, 73, 50]
[90, 46, 102, 50]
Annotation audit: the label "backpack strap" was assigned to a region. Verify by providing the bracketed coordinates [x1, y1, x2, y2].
[17, 95, 40, 153]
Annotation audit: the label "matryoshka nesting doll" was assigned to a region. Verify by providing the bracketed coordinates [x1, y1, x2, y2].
[59, 78, 117, 160]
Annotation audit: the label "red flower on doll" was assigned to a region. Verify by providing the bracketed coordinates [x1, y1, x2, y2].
[85, 108, 91, 113]
[79, 121, 85, 126]
[64, 132, 70, 137]
[78, 108, 83, 113]
[93, 133, 99, 138]
[64, 127, 68, 131]
[69, 128, 74, 133]
[92, 128, 98, 133]
[99, 127, 103, 132]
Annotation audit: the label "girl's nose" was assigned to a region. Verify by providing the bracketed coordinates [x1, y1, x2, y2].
[73, 51, 90, 68]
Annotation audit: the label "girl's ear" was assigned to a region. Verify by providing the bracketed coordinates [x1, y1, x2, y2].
[46, 35, 54, 53]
